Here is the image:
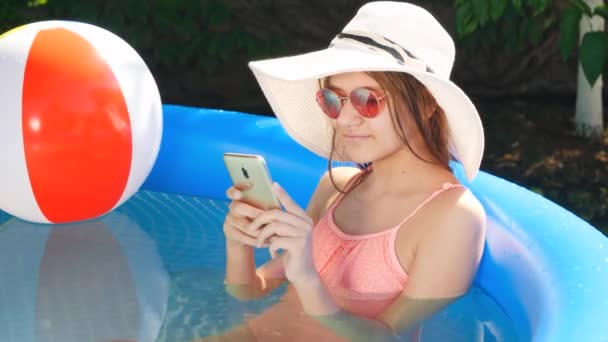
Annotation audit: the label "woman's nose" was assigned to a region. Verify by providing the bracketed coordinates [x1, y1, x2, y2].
[336, 100, 363, 127]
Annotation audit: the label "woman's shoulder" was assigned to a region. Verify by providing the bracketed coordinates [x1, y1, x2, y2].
[443, 185, 485, 221]
[417, 184, 486, 242]
[305, 167, 361, 223]
[391, 185, 487, 302]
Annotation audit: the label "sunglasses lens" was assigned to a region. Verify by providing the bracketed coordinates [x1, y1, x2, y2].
[350, 88, 380, 118]
[316, 89, 341, 119]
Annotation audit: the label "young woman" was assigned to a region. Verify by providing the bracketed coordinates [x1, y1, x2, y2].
[207, 2, 486, 341]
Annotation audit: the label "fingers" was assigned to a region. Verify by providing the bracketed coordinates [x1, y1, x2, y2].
[225, 185, 242, 201]
[224, 184, 312, 250]
[226, 186, 239, 200]
[225, 214, 251, 233]
[228, 200, 264, 220]
[267, 236, 297, 257]
[271, 183, 309, 220]
[225, 181, 254, 199]
[224, 184, 265, 246]
[223, 225, 258, 246]
[223, 216, 258, 246]
[247, 208, 310, 234]
[226, 184, 264, 219]
[255, 221, 306, 247]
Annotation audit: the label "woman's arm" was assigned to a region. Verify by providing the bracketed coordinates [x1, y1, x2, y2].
[224, 242, 287, 301]
[226, 167, 360, 301]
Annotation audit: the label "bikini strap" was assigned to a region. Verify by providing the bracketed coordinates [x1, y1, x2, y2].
[393, 182, 465, 228]
[327, 172, 465, 224]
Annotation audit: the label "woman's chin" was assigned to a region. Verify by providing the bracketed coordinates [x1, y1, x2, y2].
[336, 144, 378, 164]
[345, 152, 375, 165]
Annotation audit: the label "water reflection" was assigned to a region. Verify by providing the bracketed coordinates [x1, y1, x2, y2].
[157, 267, 520, 342]
[0, 210, 169, 342]
[418, 287, 521, 341]
[0, 191, 521, 341]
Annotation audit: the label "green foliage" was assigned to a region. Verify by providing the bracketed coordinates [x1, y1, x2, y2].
[0, 0, 286, 75]
[27, 0, 47, 7]
[567, 0, 593, 16]
[0, 1, 33, 27]
[560, 0, 608, 87]
[579, 31, 608, 86]
[454, 0, 555, 51]
[456, 0, 608, 89]
[594, 4, 608, 19]
[560, 7, 582, 60]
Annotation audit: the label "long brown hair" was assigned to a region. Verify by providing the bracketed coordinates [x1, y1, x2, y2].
[324, 71, 452, 194]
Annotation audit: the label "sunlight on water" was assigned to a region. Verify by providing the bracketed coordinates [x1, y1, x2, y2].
[0, 191, 521, 341]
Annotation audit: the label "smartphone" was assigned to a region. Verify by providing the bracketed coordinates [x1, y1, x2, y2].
[223, 153, 281, 210]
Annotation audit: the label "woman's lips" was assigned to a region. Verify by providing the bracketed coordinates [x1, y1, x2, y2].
[343, 135, 370, 142]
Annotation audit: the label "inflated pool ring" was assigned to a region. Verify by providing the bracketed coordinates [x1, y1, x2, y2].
[142, 105, 608, 341]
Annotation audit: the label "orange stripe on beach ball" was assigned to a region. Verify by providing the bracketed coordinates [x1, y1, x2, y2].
[22, 28, 132, 223]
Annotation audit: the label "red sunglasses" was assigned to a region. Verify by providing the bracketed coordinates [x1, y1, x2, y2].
[315, 87, 388, 119]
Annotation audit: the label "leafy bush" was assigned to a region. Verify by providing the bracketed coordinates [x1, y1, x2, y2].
[455, 0, 608, 86]
[560, 0, 608, 86]
[454, 0, 555, 51]
[0, 0, 285, 75]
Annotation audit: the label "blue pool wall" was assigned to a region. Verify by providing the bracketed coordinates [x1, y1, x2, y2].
[113, 104, 607, 341]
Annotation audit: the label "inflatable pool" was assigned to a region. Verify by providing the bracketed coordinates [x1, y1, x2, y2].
[1, 104, 607, 341]
[142, 104, 608, 341]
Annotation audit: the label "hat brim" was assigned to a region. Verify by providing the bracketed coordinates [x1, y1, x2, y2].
[249, 46, 484, 181]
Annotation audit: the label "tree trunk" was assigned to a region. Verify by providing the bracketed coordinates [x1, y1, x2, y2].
[575, 0, 605, 140]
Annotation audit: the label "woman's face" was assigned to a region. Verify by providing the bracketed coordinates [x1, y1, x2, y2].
[327, 72, 411, 164]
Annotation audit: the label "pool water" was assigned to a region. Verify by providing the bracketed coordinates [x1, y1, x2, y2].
[0, 191, 522, 341]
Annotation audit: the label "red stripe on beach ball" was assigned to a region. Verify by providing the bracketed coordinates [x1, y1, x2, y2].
[22, 28, 132, 223]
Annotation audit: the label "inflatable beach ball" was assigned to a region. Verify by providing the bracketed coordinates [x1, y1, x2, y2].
[0, 21, 162, 224]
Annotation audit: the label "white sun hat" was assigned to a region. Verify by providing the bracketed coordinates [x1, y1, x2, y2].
[248, 1, 484, 181]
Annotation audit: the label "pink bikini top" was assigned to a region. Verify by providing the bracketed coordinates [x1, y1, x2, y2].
[311, 171, 465, 318]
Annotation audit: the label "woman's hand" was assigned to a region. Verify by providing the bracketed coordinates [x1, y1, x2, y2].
[246, 183, 319, 286]
[223, 184, 265, 248]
